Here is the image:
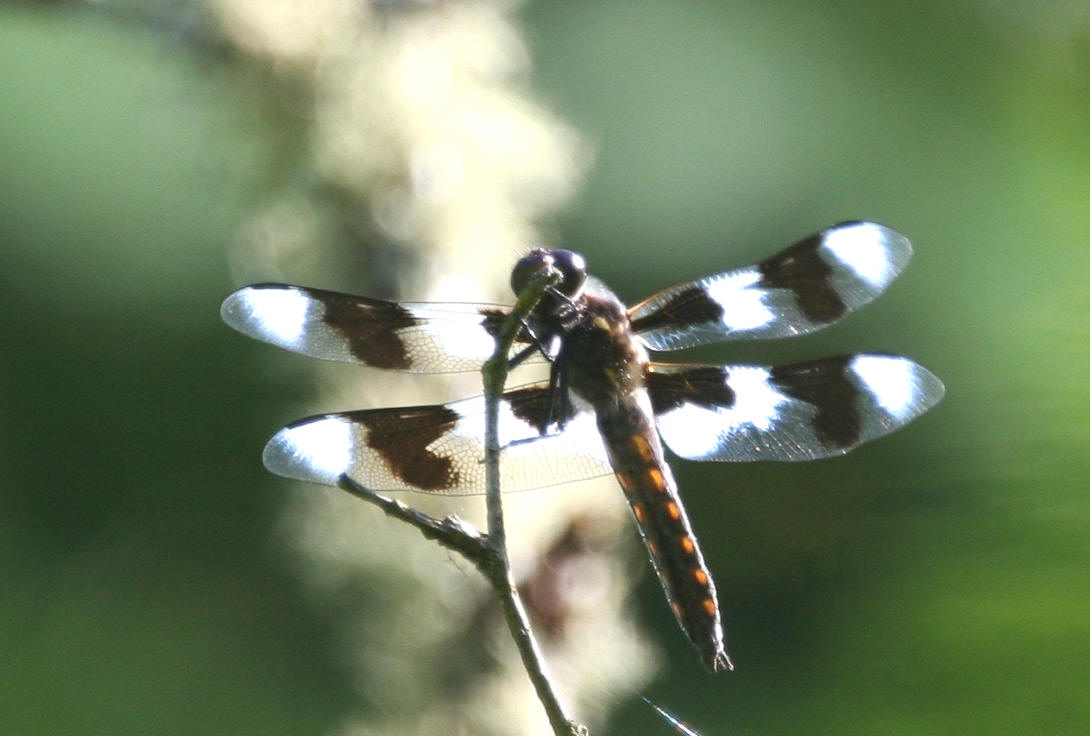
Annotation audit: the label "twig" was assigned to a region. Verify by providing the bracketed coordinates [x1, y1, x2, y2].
[337, 264, 586, 736]
[337, 476, 489, 564]
[639, 695, 702, 736]
[482, 265, 586, 736]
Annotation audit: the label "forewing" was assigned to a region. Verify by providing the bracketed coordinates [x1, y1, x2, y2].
[629, 221, 913, 350]
[221, 283, 541, 373]
[262, 383, 614, 494]
[648, 354, 944, 462]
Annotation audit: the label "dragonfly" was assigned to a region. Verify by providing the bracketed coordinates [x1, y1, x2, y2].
[221, 220, 944, 672]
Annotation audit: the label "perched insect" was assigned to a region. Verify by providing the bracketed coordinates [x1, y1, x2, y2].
[222, 221, 944, 671]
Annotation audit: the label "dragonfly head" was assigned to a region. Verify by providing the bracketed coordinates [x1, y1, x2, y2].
[511, 248, 587, 315]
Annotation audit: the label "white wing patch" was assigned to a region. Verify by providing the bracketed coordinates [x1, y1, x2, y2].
[413, 306, 503, 365]
[821, 221, 907, 289]
[704, 269, 775, 333]
[851, 354, 937, 422]
[656, 366, 788, 459]
[223, 285, 311, 349]
[264, 416, 354, 486]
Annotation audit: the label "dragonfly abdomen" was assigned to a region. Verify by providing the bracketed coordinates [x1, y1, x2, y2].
[605, 422, 731, 672]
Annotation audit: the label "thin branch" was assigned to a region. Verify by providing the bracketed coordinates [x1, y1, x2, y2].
[481, 264, 560, 554]
[337, 476, 488, 564]
[481, 265, 586, 736]
[336, 264, 585, 736]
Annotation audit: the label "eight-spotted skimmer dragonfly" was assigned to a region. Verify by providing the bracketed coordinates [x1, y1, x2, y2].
[221, 221, 944, 672]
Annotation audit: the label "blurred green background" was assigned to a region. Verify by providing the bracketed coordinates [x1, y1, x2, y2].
[2, 1, 1088, 734]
